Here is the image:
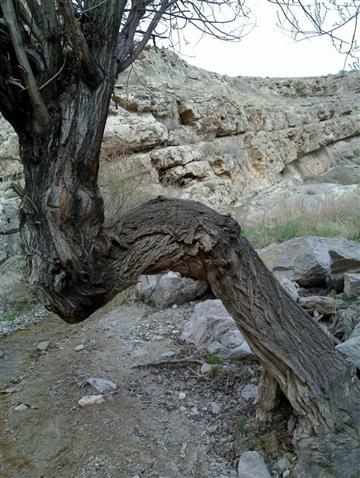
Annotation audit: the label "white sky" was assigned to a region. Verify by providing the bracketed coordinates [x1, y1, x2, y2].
[173, 1, 357, 78]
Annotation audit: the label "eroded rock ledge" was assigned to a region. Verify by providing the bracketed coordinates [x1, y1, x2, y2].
[1, 48, 360, 214]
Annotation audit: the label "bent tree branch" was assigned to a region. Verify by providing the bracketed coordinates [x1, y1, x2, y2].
[116, 198, 360, 477]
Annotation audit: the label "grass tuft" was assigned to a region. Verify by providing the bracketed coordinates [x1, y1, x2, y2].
[241, 194, 360, 249]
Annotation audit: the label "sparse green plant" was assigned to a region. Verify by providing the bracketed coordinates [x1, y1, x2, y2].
[205, 182, 216, 193]
[1, 300, 32, 322]
[209, 364, 221, 377]
[205, 354, 222, 365]
[5, 190, 19, 199]
[139, 296, 156, 307]
[234, 416, 247, 438]
[247, 438, 262, 451]
[338, 293, 360, 304]
[243, 215, 341, 249]
[241, 194, 360, 249]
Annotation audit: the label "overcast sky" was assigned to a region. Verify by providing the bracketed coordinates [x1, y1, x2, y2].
[174, 1, 356, 78]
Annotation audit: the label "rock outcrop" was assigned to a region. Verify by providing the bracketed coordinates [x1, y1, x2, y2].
[258, 236, 360, 289]
[1, 48, 359, 219]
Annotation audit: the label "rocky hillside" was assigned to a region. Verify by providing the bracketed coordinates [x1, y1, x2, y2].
[1, 47, 360, 222]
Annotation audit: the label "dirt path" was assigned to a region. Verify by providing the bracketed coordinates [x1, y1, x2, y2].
[1, 298, 253, 478]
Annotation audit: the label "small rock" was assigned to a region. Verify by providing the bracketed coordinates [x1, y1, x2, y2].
[178, 391, 186, 400]
[74, 344, 85, 352]
[190, 406, 199, 415]
[78, 395, 105, 407]
[87, 378, 117, 394]
[180, 442, 187, 457]
[181, 300, 254, 360]
[210, 402, 221, 414]
[239, 384, 258, 401]
[344, 272, 360, 297]
[287, 415, 296, 433]
[136, 272, 207, 308]
[200, 363, 213, 374]
[299, 296, 345, 315]
[277, 277, 299, 302]
[179, 406, 186, 412]
[15, 403, 29, 411]
[0, 350, 4, 359]
[37, 340, 50, 352]
[161, 351, 176, 358]
[238, 451, 271, 478]
[273, 457, 292, 473]
[240, 384, 257, 401]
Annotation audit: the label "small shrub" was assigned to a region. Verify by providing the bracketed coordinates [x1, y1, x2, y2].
[99, 154, 154, 226]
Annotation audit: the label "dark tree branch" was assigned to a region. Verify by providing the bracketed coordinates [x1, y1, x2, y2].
[2, 0, 49, 131]
[117, 0, 172, 72]
[58, 0, 104, 89]
[18, 1, 44, 44]
[26, 0, 46, 32]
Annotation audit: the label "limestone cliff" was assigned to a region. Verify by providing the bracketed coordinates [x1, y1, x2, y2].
[1, 47, 359, 222]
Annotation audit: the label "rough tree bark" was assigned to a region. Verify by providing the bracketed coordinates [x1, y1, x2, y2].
[1, 2, 359, 477]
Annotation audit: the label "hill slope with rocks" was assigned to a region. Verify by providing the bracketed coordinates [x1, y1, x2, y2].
[1, 47, 360, 219]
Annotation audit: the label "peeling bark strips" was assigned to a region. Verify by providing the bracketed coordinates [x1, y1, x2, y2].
[0, 2, 360, 477]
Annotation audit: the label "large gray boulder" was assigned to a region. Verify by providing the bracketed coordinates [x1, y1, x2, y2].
[238, 451, 271, 478]
[136, 272, 207, 308]
[258, 237, 330, 287]
[259, 237, 360, 290]
[350, 322, 360, 339]
[329, 241, 360, 291]
[336, 337, 360, 368]
[181, 299, 254, 360]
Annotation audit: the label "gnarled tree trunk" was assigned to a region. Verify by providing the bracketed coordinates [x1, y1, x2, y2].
[20, 173, 360, 476]
[1, 3, 359, 476]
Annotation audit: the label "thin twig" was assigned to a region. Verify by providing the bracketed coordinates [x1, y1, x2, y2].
[39, 57, 66, 90]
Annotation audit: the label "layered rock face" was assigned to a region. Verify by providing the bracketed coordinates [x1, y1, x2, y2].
[1, 47, 360, 219]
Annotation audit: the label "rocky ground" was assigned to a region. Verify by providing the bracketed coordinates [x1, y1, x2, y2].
[1, 265, 360, 478]
[1, 294, 287, 478]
